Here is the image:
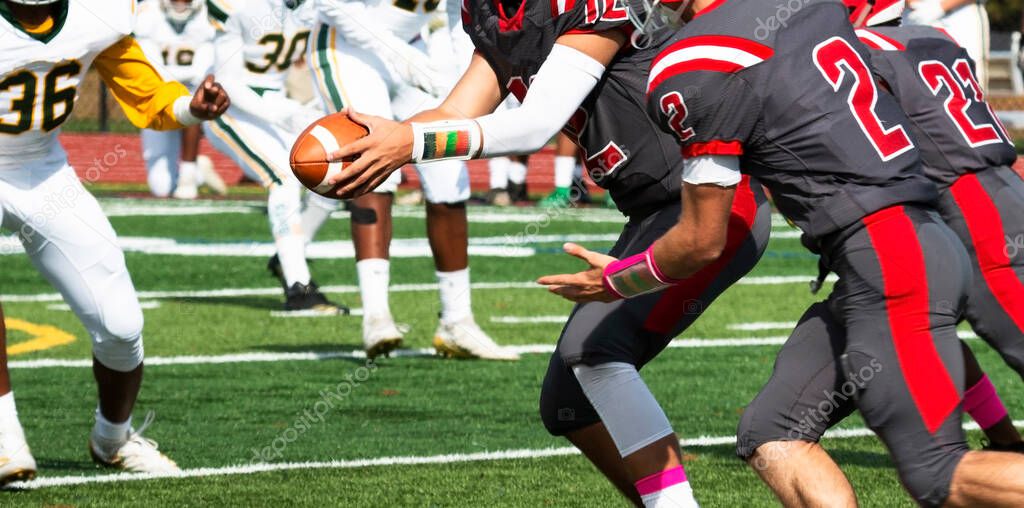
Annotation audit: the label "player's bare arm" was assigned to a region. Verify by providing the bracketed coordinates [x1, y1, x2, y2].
[537, 181, 736, 303]
[324, 30, 627, 199]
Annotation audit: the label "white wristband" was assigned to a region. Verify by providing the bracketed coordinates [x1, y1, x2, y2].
[410, 119, 483, 163]
[173, 95, 200, 126]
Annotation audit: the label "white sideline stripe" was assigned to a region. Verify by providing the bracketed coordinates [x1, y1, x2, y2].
[12, 419, 1015, 490]
[490, 316, 567, 324]
[0, 275, 835, 303]
[268, 308, 363, 318]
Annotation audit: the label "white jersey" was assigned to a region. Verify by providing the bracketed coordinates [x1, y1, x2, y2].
[317, 0, 438, 44]
[0, 0, 134, 170]
[135, 1, 216, 89]
[208, 0, 316, 91]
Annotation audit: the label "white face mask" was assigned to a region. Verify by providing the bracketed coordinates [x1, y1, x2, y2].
[625, 0, 689, 48]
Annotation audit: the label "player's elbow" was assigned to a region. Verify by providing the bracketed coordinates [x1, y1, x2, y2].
[690, 233, 727, 268]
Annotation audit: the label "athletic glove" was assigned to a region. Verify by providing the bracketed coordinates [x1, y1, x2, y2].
[905, 0, 946, 25]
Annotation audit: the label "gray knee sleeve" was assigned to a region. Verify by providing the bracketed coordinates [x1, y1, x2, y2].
[572, 362, 674, 457]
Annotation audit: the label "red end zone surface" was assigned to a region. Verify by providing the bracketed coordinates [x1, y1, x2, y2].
[61, 133, 572, 193]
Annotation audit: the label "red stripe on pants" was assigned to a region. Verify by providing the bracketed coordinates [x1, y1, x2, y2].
[642, 176, 759, 334]
[949, 172, 1024, 333]
[863, 206, 960, 434]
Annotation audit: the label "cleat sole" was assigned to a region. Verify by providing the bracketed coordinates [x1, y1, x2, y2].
[366, 338, 403, 360]
[0, 468, 36, 486]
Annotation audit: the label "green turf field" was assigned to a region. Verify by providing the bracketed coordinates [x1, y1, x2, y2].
[0, 193, 1019, 507]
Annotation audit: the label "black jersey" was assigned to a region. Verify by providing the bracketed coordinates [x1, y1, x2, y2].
[463, 0, 683, 216]
[856, 26, 1016, 188]
[645, 0, 937, 246]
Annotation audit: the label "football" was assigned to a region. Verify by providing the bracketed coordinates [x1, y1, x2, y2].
[289, 112, 369, 197]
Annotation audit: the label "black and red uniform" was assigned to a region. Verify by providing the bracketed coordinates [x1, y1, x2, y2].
[738, 24, 1024, 506]
[463, 0, 771, 435]
[860, 26, 1024, 375]
[645, 1, 970, 505]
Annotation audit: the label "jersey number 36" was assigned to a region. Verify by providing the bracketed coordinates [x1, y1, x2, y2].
[0, 60, 81, 135]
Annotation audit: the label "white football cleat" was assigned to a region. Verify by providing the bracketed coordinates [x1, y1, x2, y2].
[363, 314, 404, 360]
[197, 155, 228, 196]
[0, 419, 36, 485]
[434, 317, 520, 361]
[89, 412, 180, 474]
[172, 168, 199, 200]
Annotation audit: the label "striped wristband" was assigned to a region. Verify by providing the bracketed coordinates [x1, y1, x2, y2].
[602, 246, 681, 299]
[411, 120, 483, 163]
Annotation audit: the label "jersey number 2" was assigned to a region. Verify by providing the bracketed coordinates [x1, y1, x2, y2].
[918, 59, 1009, 147]
[813, 37, 913, 161]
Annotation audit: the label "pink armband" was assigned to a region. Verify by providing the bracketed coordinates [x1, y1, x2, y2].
[602, 245, 681, 299]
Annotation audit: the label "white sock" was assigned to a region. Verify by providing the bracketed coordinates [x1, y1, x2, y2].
[507, 161, 527, 185]
[437, 269, 472, 325]
[554, 155, 575, 189]
[276, 233, 311, 286]
[0, 392, 17, 426]
[641, 481, 699, 508]
[489, 157, 511, 190]
[178, 161, 198, 187]
[93, 409, 131, 445]
[357, 259, 391, 318]
[300, 194, 337, 244]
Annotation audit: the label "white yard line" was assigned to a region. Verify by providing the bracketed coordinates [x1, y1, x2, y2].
[728, 322, 797, 331]
[9, 419, 1011, 490]
[6, 332, 981, 370]
[490, 316, 567, 324]
[47, 301, 162, 312]
[1, 275, 833, 303]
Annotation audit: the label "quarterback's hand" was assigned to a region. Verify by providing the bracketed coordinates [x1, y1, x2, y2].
[189, 75, 230, 120]
[326, 109, 412, 199]
[905, 0, 945, 25]
[537, 243, 620, 303]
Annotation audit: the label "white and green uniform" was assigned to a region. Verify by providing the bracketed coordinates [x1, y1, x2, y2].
[203, 0, 322, 289]
[309, 0, 470, 202]
[136, 0, 216, 197]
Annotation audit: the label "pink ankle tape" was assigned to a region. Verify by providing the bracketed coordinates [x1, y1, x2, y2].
[635, 465, 687, 496]
[963, 375, 1008, 430]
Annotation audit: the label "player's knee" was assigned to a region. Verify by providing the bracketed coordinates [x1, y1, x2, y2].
[897, 453, 964, 508]
[349, 204, 378, 225]
[92, 301, 144, 372]
[572, 362, 673, 457]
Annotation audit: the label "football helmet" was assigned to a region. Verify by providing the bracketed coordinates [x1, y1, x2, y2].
[160, 0, 200, 24]
[624, 0, 688, 47]
[843, 0, 905, 28]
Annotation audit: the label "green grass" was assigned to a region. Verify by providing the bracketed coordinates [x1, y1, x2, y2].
[0, 197, 1018, 507]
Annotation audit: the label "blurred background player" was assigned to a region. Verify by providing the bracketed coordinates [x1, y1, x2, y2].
[204, 0, 348, 314]
[136, 0, 227, 199]
[0, 0, 229, 480]
[904, 0, 990, 87]
[308, 0, 518, 360]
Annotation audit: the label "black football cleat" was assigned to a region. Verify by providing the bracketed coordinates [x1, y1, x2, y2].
[283, 281, 350, 315]
[507, 182, 529, 203]
[267, 254, 285, 287]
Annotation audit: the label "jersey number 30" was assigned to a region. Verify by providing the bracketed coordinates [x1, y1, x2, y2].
[813, 37, 913, 161]
[0, 61, 80, 135]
